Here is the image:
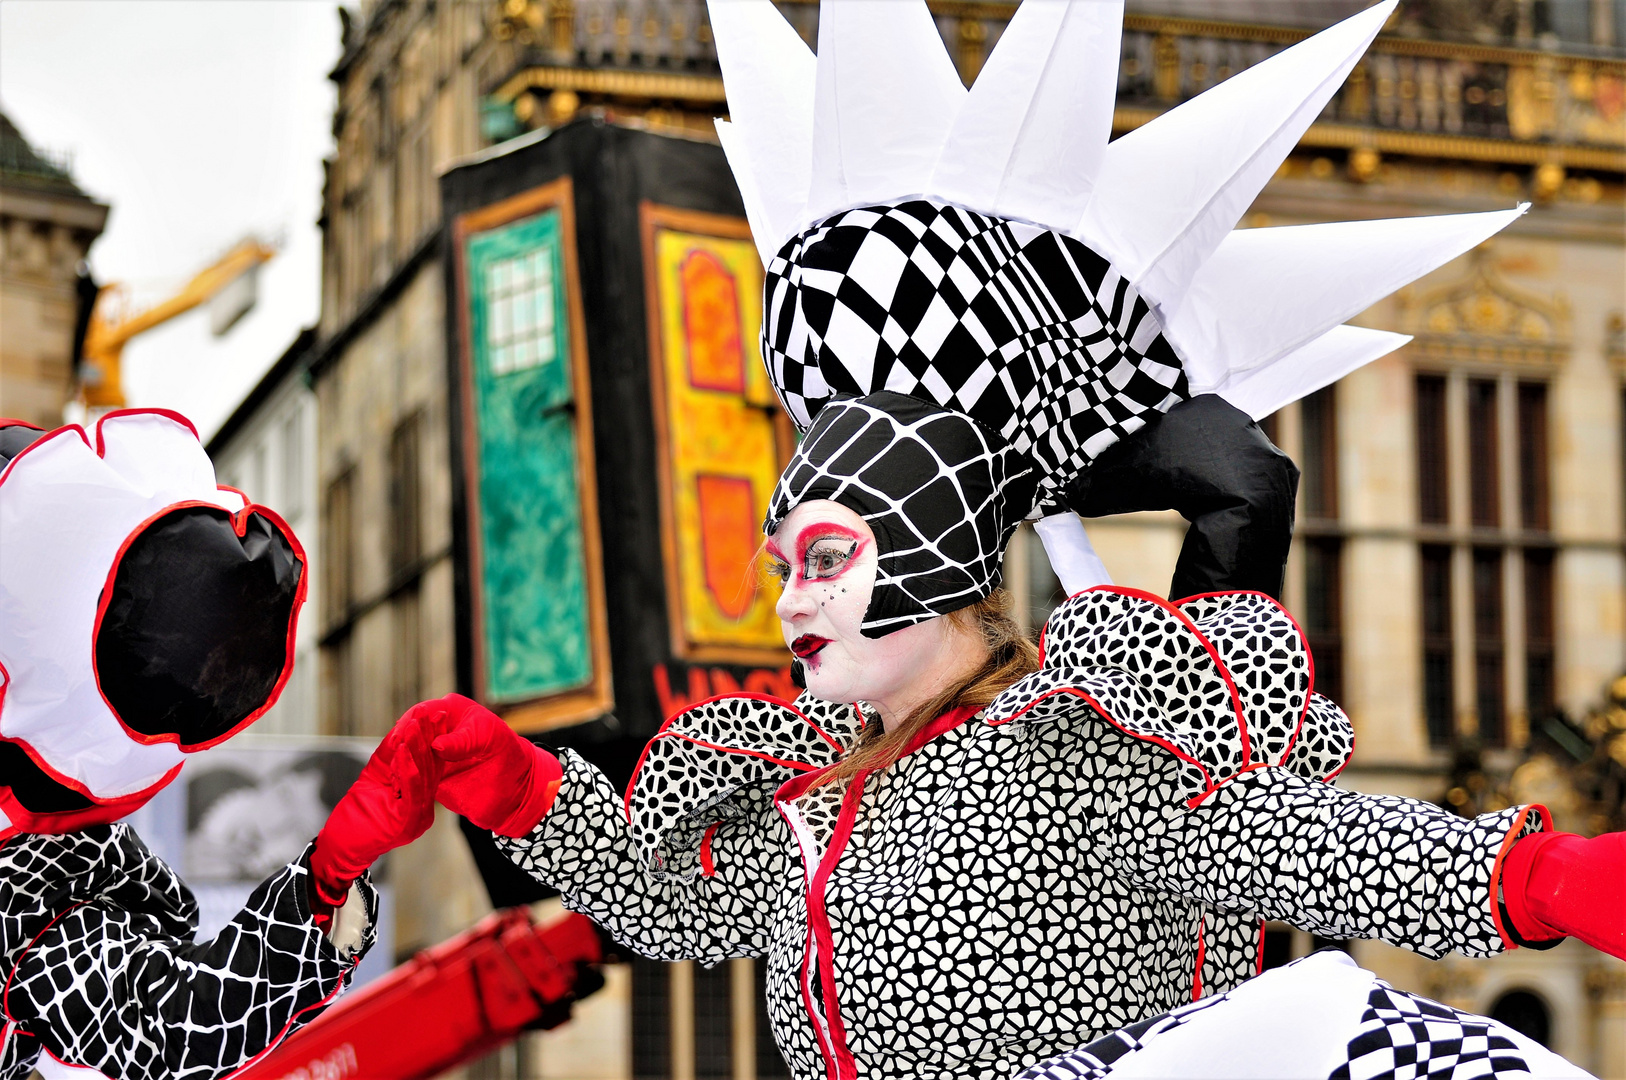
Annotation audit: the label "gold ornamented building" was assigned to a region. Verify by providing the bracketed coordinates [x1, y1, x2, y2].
[309, 1, 1624, 1075]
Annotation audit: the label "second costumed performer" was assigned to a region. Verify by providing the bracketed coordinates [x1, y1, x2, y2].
[0, 410, 438, 1080]
[397, 1, 1625, 1077]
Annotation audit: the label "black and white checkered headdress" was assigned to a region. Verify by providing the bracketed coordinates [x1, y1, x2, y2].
[712, 0, 1524, 631]
[763, 200, 1188, 513]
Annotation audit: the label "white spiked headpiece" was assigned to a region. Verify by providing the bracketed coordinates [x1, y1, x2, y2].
[712, 0, 1525, 422]
[715, 0, 1525, 615]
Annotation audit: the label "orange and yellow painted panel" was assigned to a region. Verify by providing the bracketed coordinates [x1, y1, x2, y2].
[645, 208, 788, 663]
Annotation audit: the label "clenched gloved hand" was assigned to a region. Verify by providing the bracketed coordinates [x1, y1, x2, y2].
[1502, 828, 1626, 959]
[407, 693, 564, 838]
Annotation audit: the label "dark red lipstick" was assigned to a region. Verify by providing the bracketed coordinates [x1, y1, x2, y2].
[790, 634, 830, 659]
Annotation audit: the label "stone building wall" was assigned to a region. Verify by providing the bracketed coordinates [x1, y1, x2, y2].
[0, 112, 107, 427]
[311, 0, 503, 991]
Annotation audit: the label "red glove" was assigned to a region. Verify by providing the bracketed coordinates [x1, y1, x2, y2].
[1502, 830, 1626, 960]
[309, 718, 442, 913]
[416, 693, 563, 837]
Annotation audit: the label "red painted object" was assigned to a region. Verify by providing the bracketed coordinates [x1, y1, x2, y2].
[233, 909, 603, 1080]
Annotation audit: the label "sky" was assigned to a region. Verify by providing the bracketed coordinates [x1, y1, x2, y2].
[0, 0, 342, 439]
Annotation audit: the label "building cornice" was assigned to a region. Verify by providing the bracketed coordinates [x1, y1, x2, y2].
[0, 183, 110, 234]
[489, 65, 724, 106]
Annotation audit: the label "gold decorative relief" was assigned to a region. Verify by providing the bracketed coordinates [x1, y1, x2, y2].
[1397, 247, 1571, 369]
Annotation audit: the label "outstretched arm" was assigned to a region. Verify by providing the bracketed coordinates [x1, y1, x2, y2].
[1117, 757, 1537, 959]
[4, 846, 373, 1080]
[494, 748, 792, 965]
[417, 694, 799, 967]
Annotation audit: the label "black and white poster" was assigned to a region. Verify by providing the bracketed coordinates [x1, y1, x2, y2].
[126, 737, 396, 988]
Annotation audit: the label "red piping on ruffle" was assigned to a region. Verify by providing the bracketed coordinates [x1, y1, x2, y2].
[998, 587, 1357, 801]
[1029, 585, 1255, 767]
[91, 407, 199, 452]
[0, 423, 90, 486]
[0, 754, 180, 840]
[1176, 589, 1319, 768]
[621, 692, 851, 823]
[988, 685, 1215, 800]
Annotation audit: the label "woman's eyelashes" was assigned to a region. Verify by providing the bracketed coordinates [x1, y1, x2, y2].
[765, 555, 792, 587]
[802, 538, 858, 581]
[767, 534, 861, 589]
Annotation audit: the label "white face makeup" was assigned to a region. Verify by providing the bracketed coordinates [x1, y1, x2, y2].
[765, 500, 956, 725]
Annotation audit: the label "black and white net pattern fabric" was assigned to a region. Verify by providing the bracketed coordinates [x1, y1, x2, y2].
[762, 201, 1188, 504]
[763, 391, 1039, 635]
[0, 825, 374, 1080]
[496, 589, 1547, 1080]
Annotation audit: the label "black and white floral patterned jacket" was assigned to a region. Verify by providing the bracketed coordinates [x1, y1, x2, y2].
[0, 824, 376, 1080]
[496, 588, 1546, 1080]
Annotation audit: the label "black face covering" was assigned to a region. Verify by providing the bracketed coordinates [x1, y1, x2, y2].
[95, 505, 304, 749]
[763, 392, 1037, 638]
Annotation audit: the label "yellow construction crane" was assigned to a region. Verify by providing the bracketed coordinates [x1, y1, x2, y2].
[78, 237, 276, 409]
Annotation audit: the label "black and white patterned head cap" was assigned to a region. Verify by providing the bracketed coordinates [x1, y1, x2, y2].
[763, 391, 1038, 637]
[762, 200, 1189, 511]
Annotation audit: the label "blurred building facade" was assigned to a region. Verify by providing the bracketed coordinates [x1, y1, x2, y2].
[307, 1, 1626, 1077]
[0, 110, 107, 428]
[207, 328, 323, 736]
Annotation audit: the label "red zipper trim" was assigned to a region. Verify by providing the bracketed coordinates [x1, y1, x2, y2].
[777, 704, 983, 1079]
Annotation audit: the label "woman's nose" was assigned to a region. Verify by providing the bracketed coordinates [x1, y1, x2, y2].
[776, 581, 816, 622]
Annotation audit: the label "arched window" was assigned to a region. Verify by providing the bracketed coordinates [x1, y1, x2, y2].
[1490, 989, 1552, 1047]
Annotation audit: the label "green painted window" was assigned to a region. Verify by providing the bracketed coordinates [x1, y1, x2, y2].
[465, 209, 593, 703]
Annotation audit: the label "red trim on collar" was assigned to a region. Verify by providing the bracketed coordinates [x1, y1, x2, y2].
[775, 703, 981, 805]
[806, 775, 867, 1080]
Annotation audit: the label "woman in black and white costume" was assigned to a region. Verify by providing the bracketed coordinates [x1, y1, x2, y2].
[0, 411, 439, 1080]
[396, 2, 1624, 1078]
